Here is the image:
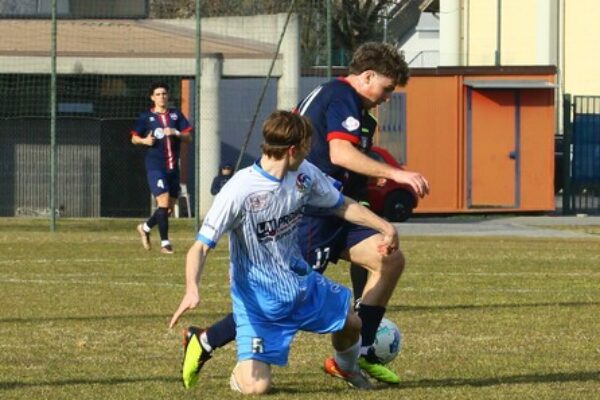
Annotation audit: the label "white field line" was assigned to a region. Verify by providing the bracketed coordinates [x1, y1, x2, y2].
[0, 278, 228, 295]
[408, 271, 600, 277]
[0, 278, 184, 288]
[400, 286, 600, 293]
[0, 258, 594, 277]
[1, 277, 598, 294]
[0, 256, 230, 265]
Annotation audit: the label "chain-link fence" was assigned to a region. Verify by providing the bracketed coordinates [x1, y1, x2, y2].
[0, 0, 408, 226]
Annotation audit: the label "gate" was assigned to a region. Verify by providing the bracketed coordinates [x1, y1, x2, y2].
[563, 95, 600, 214]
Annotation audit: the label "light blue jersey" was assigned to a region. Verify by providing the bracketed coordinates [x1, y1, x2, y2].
[197, 159, 344, 320]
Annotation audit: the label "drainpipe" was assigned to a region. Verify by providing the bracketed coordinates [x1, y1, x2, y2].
[495, 0, 502, 66]
[440, 0, 461, 66]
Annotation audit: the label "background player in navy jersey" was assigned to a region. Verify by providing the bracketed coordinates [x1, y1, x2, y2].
[172, 42, 429, 386]
[131, 82, 192, 254]
[170, 111, 400, 393]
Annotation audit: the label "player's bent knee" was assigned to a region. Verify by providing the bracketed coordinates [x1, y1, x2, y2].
[239, 376, 271, 395]
[240, 379, 271, 395]
[344, 309, 362, 333]
[381, 250, 405, 277]
[234, 361, 272, 395]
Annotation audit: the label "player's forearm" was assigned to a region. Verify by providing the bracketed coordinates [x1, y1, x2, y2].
[330, 140, 396, 179]
[185, 241, 209, 293]
[334, 197, 396, 237]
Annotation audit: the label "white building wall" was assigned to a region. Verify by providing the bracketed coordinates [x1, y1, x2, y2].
[398, 12, 440, 68]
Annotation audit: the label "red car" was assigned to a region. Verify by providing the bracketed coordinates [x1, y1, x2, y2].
[366, 146, 419, 222]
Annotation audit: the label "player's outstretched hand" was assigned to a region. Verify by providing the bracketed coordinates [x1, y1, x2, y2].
[144, 135, 156, 146]
[391, 169, 430, 198]
[169, 291, 200, 328]
[378, 229, 399, 256]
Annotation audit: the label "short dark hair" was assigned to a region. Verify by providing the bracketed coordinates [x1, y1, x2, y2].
[261, 111, 312, 159]
[349, 42, 410, 86]
[148, 82, 170, 97]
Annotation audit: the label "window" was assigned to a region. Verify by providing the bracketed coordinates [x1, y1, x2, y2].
[378, 92, 407, 164]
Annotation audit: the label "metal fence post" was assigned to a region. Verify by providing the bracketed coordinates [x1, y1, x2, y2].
[50, 0, 57, 231]
[326, 0, 332, 79]
[194, 0, 202, 232]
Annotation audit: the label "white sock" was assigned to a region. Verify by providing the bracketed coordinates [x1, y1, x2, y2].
[360, 345, 370, 357]
[334, 336, 361, 373]
[142, 223, 151, 233]
[161, 240, 171, 247]
[200, 331, 213, 353]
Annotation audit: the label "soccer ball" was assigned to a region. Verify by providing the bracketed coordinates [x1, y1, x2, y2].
[372, 318, 402, 364]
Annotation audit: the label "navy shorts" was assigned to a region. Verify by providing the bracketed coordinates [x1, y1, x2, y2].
[298, 214, 378, 274]
[146, 169, 180, 198]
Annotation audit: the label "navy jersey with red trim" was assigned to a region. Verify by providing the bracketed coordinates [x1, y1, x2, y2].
[296, 78, 374, 195]
[343, 112, 377, 201]
[131, 108, 192, 171]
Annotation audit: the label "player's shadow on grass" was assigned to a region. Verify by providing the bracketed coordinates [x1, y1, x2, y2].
[2, 371, 598, 392]
[0, 376, 179, 390]
[401, 370, 600, 389]
[271, 386, 347, 394]
[236, 370, 600, 394]
[387, 301, 600, 313]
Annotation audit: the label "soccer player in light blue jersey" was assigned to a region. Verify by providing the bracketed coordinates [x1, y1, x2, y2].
[169, 111, 400, 394]
[178, 42, 430, 387]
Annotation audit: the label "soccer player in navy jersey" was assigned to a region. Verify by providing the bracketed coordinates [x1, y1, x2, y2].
[131, 82, 192, 254]
[174, 43, 429, 386]
[295, 42, 429, 384]
[169, 111, 400, 393]
[341, 111, 380, 303]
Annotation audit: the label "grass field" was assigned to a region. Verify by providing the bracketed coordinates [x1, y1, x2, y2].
[544, 225, 600, 236]
[1, 218, 599, 399]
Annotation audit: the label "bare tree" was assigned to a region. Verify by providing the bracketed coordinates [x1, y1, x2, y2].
[331, 0, 394, 53]
[150, 0, 290, 18]
[149, 0, 408, 65]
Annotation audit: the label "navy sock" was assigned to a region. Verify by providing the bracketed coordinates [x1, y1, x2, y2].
[146, 208, 160, 229]
[156, 207, 169, 242]
[350, 263, 368, 301]
[358, 304, 386, 347]
[206, 313, 236, 350]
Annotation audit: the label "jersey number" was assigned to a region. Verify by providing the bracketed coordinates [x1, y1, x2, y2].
[312, 247, 331, 271]
[252, 337, 264, 354]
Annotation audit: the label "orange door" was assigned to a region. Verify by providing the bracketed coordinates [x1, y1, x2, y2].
[467, 89, 519, 208]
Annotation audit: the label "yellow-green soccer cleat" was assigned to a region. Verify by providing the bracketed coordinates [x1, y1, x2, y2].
[181, 326, 212, 389]
[358, 353, 400, 385]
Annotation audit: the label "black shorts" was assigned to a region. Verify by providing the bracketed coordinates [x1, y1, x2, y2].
[146, 169, 180, 198]
[298, 214, 378, 274]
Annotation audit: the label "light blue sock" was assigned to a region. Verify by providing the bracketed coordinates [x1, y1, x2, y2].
[334, 336, 361, 373]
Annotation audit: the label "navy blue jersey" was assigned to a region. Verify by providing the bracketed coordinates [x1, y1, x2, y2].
[296, 78, 374, 195]
[131, 108, 192, 171]
[343, 112, 377, 201]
